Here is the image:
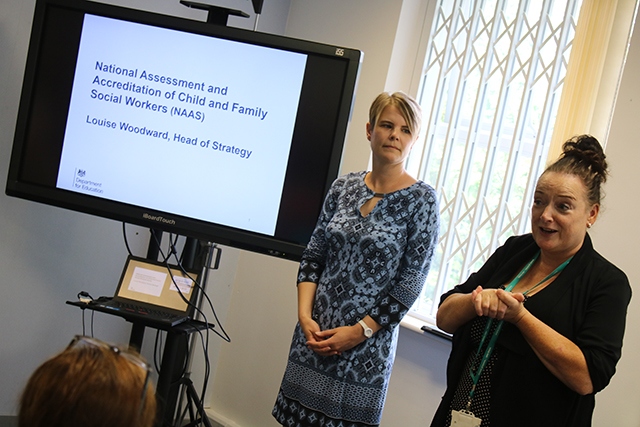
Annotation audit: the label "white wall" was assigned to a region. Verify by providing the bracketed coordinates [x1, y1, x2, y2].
[587, 9, 640, 423]
[1, 1, 639, 427]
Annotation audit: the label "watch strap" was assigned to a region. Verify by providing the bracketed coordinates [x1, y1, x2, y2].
[358, 319, 373, 338]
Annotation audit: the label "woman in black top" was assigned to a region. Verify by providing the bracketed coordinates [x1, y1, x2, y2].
[431, 135, 631, 427]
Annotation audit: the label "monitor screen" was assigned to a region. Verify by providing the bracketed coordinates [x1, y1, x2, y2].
[7, 0, 361, 261]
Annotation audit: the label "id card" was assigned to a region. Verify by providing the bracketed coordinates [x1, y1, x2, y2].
[450, 409, 482, 427]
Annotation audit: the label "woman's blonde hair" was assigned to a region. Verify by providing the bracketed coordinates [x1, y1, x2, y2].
[368, 91, 422, 137]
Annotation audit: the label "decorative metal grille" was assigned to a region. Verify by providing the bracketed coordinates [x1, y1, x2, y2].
[406, 0, 583, 320]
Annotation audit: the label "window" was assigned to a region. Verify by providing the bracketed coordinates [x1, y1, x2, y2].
[406, 0, 583, 322]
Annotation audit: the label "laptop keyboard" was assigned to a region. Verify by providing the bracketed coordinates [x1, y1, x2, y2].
[104, 300, 187, 325]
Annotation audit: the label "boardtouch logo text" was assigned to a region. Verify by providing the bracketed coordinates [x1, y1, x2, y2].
[142, 213, 176, 225]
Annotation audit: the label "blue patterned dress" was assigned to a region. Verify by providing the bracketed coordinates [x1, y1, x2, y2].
[273, 171, 440, 427]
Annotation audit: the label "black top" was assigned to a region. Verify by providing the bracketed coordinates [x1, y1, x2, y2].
[431, 234, 631, 427]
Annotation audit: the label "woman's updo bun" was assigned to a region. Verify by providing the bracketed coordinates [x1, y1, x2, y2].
[545, 134, 608, 205]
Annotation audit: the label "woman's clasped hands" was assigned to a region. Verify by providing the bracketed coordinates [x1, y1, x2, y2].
[299, 316, 366, 357]
[471, 285, 528, 324]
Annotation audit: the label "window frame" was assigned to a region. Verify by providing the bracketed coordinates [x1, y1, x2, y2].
[401, 0, 599, 332]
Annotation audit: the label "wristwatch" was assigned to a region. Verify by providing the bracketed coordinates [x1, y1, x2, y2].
[358, 319, 373, 338]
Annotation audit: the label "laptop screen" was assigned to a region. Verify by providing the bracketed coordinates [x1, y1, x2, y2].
[116, 256, 200, 313]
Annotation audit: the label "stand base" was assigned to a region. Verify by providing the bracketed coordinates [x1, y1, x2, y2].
[174, 375, 213, 427]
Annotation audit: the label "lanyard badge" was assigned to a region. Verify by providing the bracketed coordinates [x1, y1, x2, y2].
[450, 409, 482, 427]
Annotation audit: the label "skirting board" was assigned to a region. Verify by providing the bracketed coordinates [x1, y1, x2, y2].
[206, 409, 241, 427]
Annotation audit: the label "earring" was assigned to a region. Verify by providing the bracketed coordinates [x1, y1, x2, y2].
[587, 222, 592, 228]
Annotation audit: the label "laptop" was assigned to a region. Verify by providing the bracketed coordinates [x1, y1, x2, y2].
[89, 255, 201, 327]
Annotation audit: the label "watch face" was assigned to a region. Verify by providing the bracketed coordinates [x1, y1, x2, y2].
[360, 320, 373, 338]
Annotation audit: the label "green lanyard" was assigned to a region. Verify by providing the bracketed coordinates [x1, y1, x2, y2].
[465, 251, 572, 408]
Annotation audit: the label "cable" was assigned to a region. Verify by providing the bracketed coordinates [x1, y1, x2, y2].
[81, 309, 86, 336]
[154, 330, 164, 373]
[195, 326, 211, 415]
[77, 291, 96, 337]
[163, 237, 230, 343]
[78, 302, 96, 337]
[122, 222, 134, 257]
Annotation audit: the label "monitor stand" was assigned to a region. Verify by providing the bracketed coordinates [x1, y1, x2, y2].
[179, 1, 249, 26]
[129, 230, 215, 427]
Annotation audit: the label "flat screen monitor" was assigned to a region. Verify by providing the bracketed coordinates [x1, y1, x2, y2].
[6, 0, 362, 261]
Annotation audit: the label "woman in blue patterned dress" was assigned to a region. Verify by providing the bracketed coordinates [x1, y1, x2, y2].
[272, 92, 440, 427]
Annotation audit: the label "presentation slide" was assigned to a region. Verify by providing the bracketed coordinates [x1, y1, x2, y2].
[56, 14, 307, 235]
[129, 266, 167, 297]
